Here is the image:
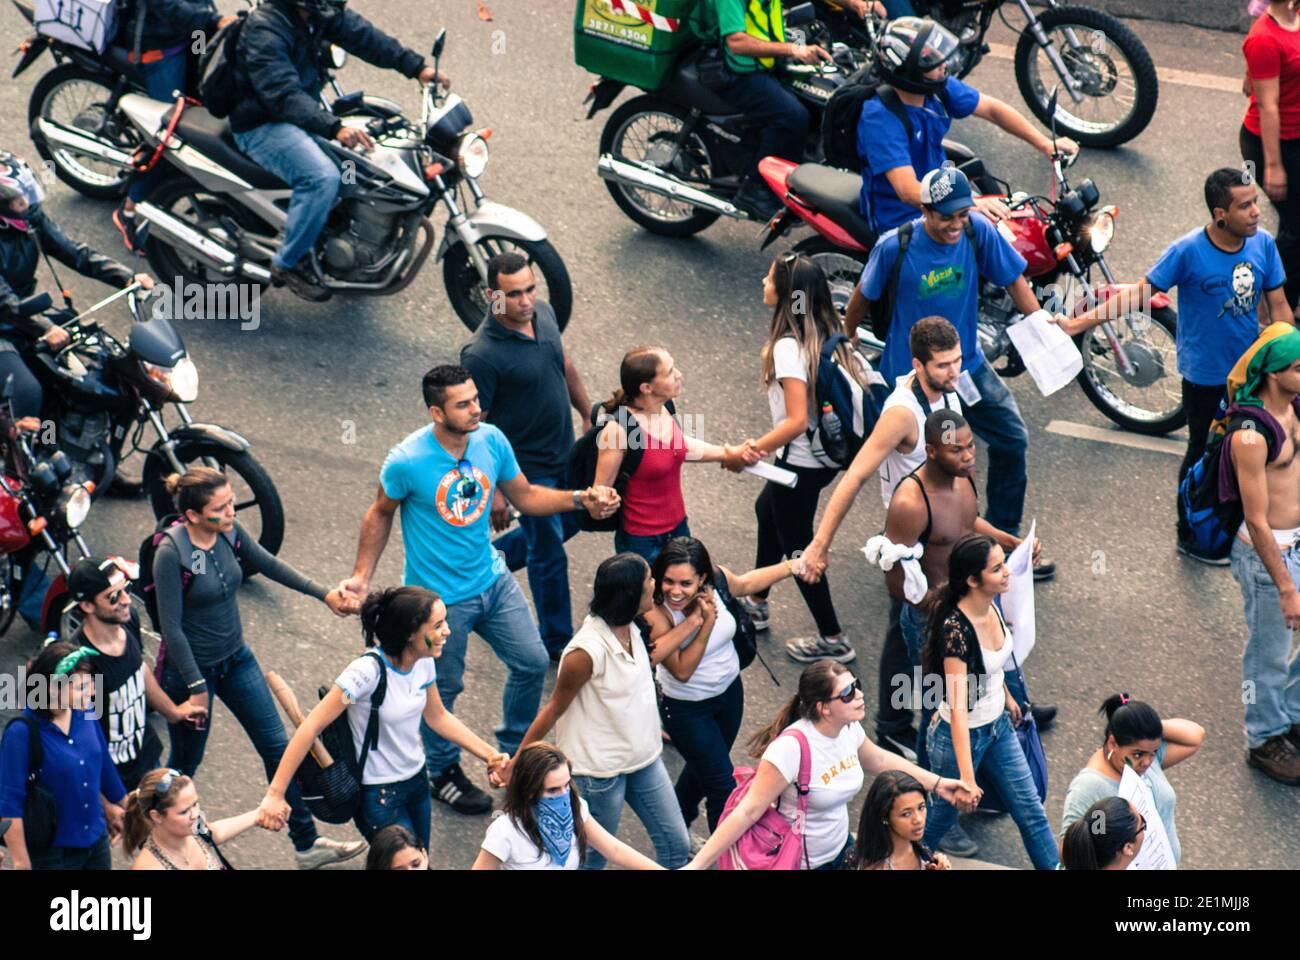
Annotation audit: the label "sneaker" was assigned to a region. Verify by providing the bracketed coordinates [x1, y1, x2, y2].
[432, 762, 494, 814]
[936, 821, 979, 858]
[295, 836, 368, 870]
[271, 263, 332, 302]
[1288, 724, 1300, 752]
[1028, 702, 1057, 731]
[738, 597, 769, 631]
[1176, 540, 1231, 567]
[1247, 734, 1300, 785]
[785, 635, 855, 664]
[111, 203, 141, 255]
[1032, 559, 1057, 582]
[733, 180, 782, 221]
[875, 728, 918, 763]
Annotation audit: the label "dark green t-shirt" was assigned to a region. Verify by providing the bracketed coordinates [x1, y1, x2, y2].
[690, 0, 785, 74]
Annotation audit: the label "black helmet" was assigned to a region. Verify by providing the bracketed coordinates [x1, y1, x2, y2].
[875, 17, 960, 95]
[293, 0, 347, 22]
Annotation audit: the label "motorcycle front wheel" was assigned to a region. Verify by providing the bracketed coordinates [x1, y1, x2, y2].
[142, 443, 285, 579]
[1014, 6, 1158, 149]
[444, 236, 573, 333]
[1074, 305, 1184, 435]
[29, 63, 138, 200]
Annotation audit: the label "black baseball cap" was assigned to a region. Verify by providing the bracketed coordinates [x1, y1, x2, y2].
[68, 557, 138, 601]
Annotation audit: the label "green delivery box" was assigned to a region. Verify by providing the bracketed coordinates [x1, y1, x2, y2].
[574, 0, 699, 91]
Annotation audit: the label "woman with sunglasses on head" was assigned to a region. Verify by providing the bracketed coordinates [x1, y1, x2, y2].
[647, 536, 799, 834]
[125, 768, 268, 870]
[1059, 796, 1147, 870]
[473, 741, 662, 870]
[0, 642, 126, 870]
[746, 253, 878, 665]
[153, 466, 362, 870]
[920, 534, 1059, 869]
[684, 659, 977, 870]
[366, 824, 429, 870]
[850, 770, 951, 870]
[1061, 695, 1204, 867]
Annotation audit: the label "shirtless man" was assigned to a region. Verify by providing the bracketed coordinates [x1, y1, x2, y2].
[1228, 329, 1300, 784]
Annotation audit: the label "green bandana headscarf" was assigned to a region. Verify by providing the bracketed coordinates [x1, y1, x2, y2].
[52, 646, 99, 677]
[1233, 325, 1300, 408]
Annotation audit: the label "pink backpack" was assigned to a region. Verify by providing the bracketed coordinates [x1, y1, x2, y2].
[717, 729, 812, 870]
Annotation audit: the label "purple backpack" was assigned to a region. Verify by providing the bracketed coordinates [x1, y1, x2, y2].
[717, 729, 812, 871]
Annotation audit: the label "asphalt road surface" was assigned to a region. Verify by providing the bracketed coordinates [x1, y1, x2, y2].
[0, 2, 1295, 871]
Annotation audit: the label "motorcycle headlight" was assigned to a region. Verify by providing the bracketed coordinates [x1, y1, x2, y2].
[142, 356, 199, 403]
[456, 133, 489, 179]
[61, 484, 91, 529]
[1086, 208, 1117, 254]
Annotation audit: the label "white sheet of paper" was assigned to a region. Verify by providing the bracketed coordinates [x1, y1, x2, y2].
[1005, 309, 1084, 397]
[745, 461, 798, 488]
[1001, 519, 1036, 664]
[1118, 766, 1177, 870]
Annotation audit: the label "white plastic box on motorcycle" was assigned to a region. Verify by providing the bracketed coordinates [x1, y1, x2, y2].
[33, 0, 117, 54]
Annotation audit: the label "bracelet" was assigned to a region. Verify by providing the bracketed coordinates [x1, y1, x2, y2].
[932, 774, 942, 793]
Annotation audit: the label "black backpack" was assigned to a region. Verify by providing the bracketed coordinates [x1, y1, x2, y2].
[1, 716, 57, 851]
[869, 217, 977, 342]
[711, 566, 779, 685]
[822, 68, 950, 173]
[196, 11, 247, 119]
[564, 400, 677, 533]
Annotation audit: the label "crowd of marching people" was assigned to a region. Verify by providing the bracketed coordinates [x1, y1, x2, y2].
[5, 1, 1300, 873]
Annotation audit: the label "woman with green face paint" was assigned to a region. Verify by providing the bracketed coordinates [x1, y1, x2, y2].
[259, 586, 510, 854]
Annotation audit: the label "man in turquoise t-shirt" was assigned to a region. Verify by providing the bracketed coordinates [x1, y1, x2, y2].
[340, 365, 618, 814]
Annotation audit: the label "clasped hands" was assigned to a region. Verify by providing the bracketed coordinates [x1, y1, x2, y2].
[722, 439, 766, 473]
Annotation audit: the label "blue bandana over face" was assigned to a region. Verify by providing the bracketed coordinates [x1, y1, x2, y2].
[535, 794, 574, 866]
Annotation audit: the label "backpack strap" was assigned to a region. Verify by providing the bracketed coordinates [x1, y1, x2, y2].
[877, 86, 914, 145]
[878, 221, 914, 339]
[355, 650, 388, 776]
[784, 728, 814, 870]
[11, 715, 43, 784]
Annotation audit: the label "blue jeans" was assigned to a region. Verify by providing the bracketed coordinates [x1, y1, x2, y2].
[420, 572, 549, 772]
[925, 712, 1059, 870]
[493, 473, 579, 656]
[357, 767, 432, 852]
[962, 361, 1029, 536]
[813, 836, 854, 871]
[615, 517, 691, 566]
[231, 122, 346, 270]
[161, 644, 318, 852]
[17, 553, 52, 628]
[898, 601, 932, 769]
[574, 757, 691, 869]
[128, 53, 189, 202]
[659, 676, 744, 832]
[1229, 538, 1300, 748]
[716, 69, 810, 181]
[883, 0, 916, 14]
[30, 832, 111, 870]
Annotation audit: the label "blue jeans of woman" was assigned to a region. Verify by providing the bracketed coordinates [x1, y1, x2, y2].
[925, 712, 1059, 869]
[659, 676, 744, 832]
[356, 767, 432, 852]
[161, 644, 318, 852]
[30, 831, 111, 870]
[574, 757, 691, 869]
[615, 517, 691, 566]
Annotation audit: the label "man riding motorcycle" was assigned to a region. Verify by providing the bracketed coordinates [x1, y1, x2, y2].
[858, 17, 1079, 234]
[0, 149, 152, 629]
[228, 0, 449, 301]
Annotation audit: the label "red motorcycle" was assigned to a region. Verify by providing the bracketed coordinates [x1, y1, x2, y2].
[757, 146, 1182, 435]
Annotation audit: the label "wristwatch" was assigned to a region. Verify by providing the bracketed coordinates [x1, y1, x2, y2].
[572, 489, 584, 510]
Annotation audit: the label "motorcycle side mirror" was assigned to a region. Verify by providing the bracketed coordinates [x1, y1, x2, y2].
[1047, 85, 1060, 143]
[785, 2, 816, 27]
[331, 90, 364, 116]
[330, 45, 348, 70]
[432, 28, 446, 60]
[956, 158, 987, 184]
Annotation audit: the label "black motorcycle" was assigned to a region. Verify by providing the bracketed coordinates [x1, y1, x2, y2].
[21, 284, 284, 572]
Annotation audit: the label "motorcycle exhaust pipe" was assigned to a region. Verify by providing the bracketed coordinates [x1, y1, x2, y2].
[31, 117, 135, 168]
[133, 202, 272, 283]
[596, 154, 745, 220]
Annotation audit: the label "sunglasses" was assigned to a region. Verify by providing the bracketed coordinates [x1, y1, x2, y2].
[827, 678, 861, 705]
[1134, 813, 1147, 838]
[456, 458, 479, 500]
[103, 586, 130, 605]
[150, 769, 183, 809]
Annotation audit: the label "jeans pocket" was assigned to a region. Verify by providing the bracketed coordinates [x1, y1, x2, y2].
[577, 775, 619, 798]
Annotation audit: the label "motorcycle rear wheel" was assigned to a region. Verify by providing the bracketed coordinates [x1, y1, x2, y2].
[444, 236, 572, 333]
[142, 443, 285, 580]
[142, 177, 272, 294]
[29, 63, 137, 200]
[1014, 6, 1158, 149]
[599, 96, 722, 237]
[1075, 305, 1184, 435]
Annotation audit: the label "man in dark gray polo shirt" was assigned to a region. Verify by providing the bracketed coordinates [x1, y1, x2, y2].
[461, 251, 593, 659]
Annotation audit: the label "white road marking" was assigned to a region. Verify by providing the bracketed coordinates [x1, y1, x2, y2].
[985, 42, 1242, 94]
[1045, 419, 1186, 455]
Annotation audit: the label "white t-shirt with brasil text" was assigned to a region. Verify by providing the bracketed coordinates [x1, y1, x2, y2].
[761, 719, 866, 868]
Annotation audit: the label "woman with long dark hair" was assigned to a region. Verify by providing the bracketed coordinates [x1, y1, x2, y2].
[851, 770, 950, 870]
[646, 536, 798, 833]
[1060, 796, 1146, 870]
[473, 742, 660, 870]
[258, 586, 508, 851]
[1061, 695, 1203, 866]
[745, 253, 876, 664]
[684, 659, 977, 871]
[595, 346, 757, 564]
[920, 534, 1059, 869]
[365, 824, 429, 870]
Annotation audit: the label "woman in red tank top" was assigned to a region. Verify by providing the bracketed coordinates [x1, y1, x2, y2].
[595, 347, 759, 563]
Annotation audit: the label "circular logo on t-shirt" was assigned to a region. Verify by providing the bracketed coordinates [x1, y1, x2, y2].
[435, 465, 491, 527]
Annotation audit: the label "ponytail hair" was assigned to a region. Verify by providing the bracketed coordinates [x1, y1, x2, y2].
[164, 466, 229, 516]
[122, 767, 193, 855]
[745, 659, 850, 757]
[1099, 693, 1162, 746]
[1060, 797, 1141, 870]
[603, 346, 665, 413]
[921, 533, 997, 682]
[359, 586, 441, 659]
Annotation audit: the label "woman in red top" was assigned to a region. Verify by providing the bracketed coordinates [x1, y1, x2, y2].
[595, 347, 758, 563]
[1242, 0, 1300, 308]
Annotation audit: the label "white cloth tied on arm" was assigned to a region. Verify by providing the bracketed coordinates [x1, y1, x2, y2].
[862, 536, 928, 605]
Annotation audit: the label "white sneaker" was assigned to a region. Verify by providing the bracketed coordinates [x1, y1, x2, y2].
[739, 597, 769, 630]
[785, 635, 856, 664]
[295, 836, 368, 870]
